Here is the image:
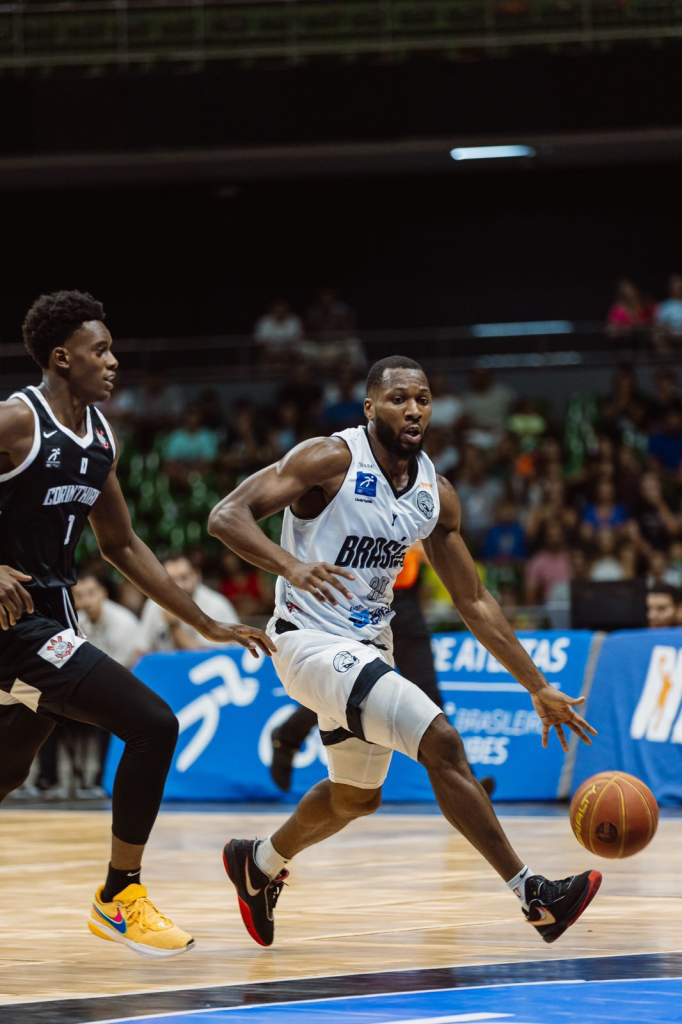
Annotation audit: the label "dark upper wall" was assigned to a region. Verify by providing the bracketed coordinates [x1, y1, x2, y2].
[1, 162, 681, 342]
[2, 46, 682, 158]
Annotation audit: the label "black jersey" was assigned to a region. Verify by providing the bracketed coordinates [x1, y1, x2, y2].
[0, 385, 116, 591]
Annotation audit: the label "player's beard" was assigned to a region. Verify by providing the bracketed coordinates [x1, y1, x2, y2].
[373, 413, 426, 457]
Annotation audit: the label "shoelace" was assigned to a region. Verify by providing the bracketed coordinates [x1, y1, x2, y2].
[265, 870, 289, 913]
[124, 895, 173, 931]
[532, 875, 574, 905]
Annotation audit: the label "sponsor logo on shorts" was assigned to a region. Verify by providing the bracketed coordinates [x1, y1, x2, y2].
[333, 651, 360, 673]
[416, 489, 434, 519]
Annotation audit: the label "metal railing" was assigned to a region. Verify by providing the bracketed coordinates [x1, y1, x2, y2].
[0, 320, 674, 393]
[0, 0, 681, 73]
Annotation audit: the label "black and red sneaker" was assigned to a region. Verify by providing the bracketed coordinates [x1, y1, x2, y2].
[223, 839, 288, 947]
[523, 870, 602, 943]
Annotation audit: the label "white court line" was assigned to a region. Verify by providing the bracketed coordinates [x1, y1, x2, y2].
[95, 980, 589, 1024]
[11, 949, 682, 1006]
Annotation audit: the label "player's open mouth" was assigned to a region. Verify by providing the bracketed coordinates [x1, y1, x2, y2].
[402, 427, 422, 440]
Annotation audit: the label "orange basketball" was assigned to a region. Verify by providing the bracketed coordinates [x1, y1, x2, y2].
[569, 771, 659, 859]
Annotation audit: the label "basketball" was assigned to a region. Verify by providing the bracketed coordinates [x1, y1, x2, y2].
[570, 771, 659, 859]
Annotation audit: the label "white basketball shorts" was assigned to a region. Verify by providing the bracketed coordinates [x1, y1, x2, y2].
[267, 618, 442, 790]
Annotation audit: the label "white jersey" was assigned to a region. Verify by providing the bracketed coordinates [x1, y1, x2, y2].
[274, 426, 440, 641]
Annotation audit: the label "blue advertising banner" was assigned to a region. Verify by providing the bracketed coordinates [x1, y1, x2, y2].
[572, 628, 682, 806]
[104, 630, 595, 803]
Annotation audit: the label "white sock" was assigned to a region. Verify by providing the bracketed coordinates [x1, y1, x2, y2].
[507, 865, 533, 910]
[254, 837, 288, 880]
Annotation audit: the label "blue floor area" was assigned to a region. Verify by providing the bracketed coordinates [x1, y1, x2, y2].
[103, 978, 682, 1024]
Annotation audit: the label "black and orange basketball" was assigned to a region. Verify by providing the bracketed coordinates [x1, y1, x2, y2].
[569, 771, 659, 859]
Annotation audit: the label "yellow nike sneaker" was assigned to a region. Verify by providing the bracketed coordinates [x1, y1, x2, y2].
[88, 884, 195, 958]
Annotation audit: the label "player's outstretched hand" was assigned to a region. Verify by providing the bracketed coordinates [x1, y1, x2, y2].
[530, 683, 598, 752]
[287, 561, 355, 605]
[199, 620, 277, 659]
[0, 565, 34, 629]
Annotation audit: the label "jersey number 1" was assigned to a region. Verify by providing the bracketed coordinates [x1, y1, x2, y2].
[64, 514, 75, 546]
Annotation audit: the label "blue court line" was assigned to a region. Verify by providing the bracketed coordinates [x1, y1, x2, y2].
[98, 977, 682, 1024]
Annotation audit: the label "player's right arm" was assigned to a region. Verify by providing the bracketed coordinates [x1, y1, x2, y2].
[0, 399, 36, 627]
[208, 437, 356, 605]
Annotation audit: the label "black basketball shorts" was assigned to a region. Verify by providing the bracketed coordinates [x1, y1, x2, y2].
[0, 588, 106, 721]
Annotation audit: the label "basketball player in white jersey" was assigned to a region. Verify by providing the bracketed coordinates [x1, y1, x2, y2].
[209, 356, 601, 948]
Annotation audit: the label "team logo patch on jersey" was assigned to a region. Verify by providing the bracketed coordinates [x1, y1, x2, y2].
[333, 651, 360, 673]
[37, 628, 84, 669]
[95, 428, 110, 449]
[355, 472, 377, 498]
[45, 447, 61, 469]
[416, 489, 435, 519]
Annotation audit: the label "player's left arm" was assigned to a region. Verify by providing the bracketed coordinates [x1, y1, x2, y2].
[89, 457, 275, 658]
[423, 475, 596, 751]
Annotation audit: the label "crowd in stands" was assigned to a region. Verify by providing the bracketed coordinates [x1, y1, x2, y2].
[607, 273, 682, 351]
[84, 353, 682, 636]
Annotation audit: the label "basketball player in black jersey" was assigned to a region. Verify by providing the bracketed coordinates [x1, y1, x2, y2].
[0, 290, 275, 958]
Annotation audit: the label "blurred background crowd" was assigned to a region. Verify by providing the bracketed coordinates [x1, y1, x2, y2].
[66, 281, 682, 640]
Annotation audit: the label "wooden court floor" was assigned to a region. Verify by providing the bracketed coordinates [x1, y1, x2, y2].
[0, 807, 680, 1008]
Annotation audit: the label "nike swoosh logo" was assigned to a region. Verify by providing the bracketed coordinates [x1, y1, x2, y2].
[529, 905, 557, 927]
[244, 858, 262, 897]
[43, 430, 57, 438]
[94, 904, 127, 933]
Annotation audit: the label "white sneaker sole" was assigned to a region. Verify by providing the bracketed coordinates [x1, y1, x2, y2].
[88, 917, 195, 958]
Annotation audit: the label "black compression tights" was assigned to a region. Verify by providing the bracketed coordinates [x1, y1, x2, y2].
[0, 656, 178, 845]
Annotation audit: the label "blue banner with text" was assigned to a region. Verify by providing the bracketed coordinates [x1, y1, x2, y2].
[572, 628, 682, 806]
[104, 630, 596, 802]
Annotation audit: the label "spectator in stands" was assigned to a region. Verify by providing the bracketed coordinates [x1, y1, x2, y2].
[306, 286, 356, 341]
[627, 471, 680, 554]
[647, 549, 678, 588]
[524, 521, 572, 605]
[319, 365, 365, 434]
[196, 388, 226, 432]
[506, 398, 547, 452]
[589, 527, 625, 582]
[580, 478, 628, 541]
[428, 372, 464, 431]
[74, 574, 140, 669]
[606, 278, 655, 336]
[648, 368, 680, 427]
[303, 287, 364, 368]
[453, 444, 504, 550]
[254, 299, 303, 358]
[646, 584, 681, 628]
[461, 369, 517, 439]
[275, 360, 323, 433]
[104, 370, 184, 437]
[219, 550, 272, 618]
[135, 553, 237, 655]
[163, 405, 219, 486]
[424, 426, 459, 477]
[526, 479, 577, 548]
[654, 274, 682, 350]
[648, 403, 682, 478]
[483, 499, 526, 564]
[267, 400, 300, 458]
[221, 400, 270, 474]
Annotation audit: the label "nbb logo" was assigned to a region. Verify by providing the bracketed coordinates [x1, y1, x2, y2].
[631, 646, 682, 743]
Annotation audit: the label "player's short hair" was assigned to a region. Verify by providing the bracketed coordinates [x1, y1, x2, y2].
[366, 356, 425, 396]
[22, 290, 105, 368]
[647, 583, 681, 604]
